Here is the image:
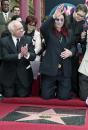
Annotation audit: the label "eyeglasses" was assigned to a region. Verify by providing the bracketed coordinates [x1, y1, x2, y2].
[55, 18, 64, 22]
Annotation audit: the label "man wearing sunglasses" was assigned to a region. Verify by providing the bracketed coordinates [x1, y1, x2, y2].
[66, 4, 87, 97]
[40, 4, 76, 100]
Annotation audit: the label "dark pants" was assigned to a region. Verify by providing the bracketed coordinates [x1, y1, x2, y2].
[79, 73, 88, 101]
[2, 76, 33, 97]
[41, 70, 72, 100]
[0, 64, 2, 94]
[71, 56, 79, 95]
[0, 84, 2, 93]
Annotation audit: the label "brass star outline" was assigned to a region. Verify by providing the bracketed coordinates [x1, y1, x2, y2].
[16, 108, 83, 125]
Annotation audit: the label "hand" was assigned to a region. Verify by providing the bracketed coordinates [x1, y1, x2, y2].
[53, 4, 64, 19]
[18, 53, 23, 59]
[81, 31, 86, 39]
[21, 44, 28, 57]
[60, 48, 72, 59]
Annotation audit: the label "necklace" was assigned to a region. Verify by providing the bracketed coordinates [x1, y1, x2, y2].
[58, 36, 63, 44]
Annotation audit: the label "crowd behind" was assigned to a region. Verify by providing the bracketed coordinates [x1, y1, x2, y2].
[0, 0, 88, 101]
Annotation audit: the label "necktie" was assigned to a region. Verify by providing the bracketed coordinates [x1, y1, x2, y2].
[5, 13, 8, 22]
[16, 39, 20, 52]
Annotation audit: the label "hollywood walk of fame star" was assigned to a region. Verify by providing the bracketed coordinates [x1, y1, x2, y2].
[16, 108, 83, 125]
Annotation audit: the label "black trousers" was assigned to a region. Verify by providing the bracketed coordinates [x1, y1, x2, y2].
[79, 73, 88, 101]
[0, 65, 2, 94]
[41, 70, 72, 100]
[71, 56, 79, 95]
[2, 75, 33, 97]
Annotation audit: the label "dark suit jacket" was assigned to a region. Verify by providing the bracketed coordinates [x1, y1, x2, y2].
[0, 35, 36, 87]
[66, 13, 86, 54]
[40, 17, 75, 77]
[0, 12, 11, 36]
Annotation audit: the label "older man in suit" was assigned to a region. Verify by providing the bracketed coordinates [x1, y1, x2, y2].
[0, 20, 36, 97]
[0, 0, 12, 36]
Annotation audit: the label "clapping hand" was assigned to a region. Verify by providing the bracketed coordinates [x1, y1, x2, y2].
[21, 44, 29, 57]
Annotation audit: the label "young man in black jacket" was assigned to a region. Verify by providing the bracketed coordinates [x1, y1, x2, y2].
[66, 4, 87, 96]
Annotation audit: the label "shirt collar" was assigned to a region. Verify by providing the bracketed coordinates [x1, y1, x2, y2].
[12, 36, 20, 46]
[3, 12, 9, 16]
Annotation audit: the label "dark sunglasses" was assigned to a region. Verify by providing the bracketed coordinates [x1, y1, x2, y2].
[55, 18, 64, 22]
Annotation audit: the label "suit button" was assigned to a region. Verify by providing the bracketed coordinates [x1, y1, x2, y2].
[58, 64, 62, 68]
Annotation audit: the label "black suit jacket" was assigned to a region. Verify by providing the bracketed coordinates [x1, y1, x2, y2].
[40, 17, 75, 77]
[0, 35, 36, 87]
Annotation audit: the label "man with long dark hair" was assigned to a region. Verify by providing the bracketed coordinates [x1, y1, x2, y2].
[40, 5, 75, 100]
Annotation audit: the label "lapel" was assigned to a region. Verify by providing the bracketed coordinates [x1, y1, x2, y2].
[20, 36, 26, 47]
[8, 36, 17, 52]
[0, 12, 6, 23]
[7, 36, 27, 53]
[57, 35, 65, 48]
[0, 12, 12, 24]
[7, 12, 12, 22]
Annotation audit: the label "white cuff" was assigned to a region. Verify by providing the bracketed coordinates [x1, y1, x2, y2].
[24, 52, 30, 59]
[18, 53, 21, 59]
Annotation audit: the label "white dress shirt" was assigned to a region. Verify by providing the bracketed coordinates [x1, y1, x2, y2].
[3, 12, 9, 22]
[12, 36, 30, 59]
[12, 36, 20, 47]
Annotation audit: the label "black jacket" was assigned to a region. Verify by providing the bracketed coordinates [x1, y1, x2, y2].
[0, 35, 36, 87]
[40, 17, 75, 77]
[66, 13, 86, 54]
